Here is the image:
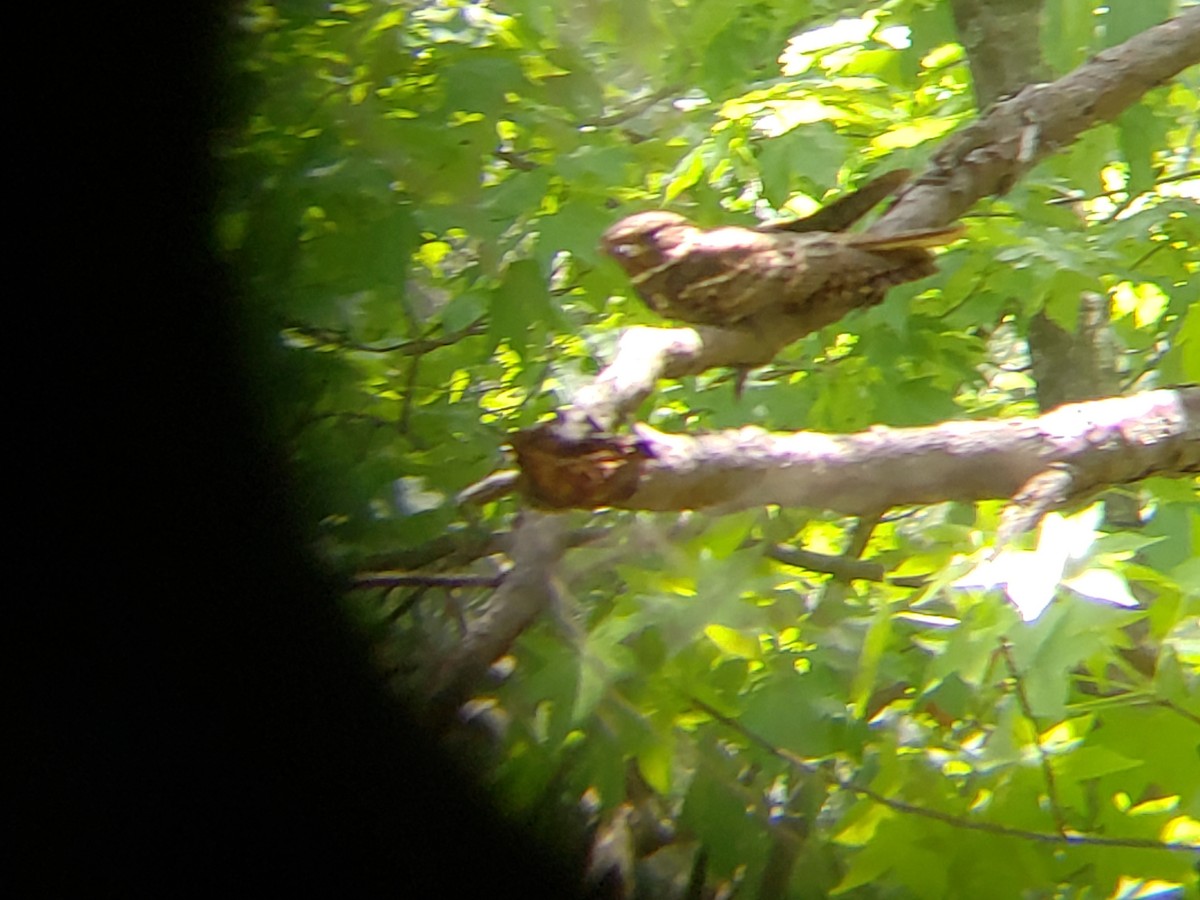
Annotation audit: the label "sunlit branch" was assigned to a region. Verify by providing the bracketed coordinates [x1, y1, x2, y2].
[876, 8, 1200, 235]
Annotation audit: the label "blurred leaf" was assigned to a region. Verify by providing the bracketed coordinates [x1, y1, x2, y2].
[704, 624, 762, 660]
[1117, 103, 1161, 196]
[489, 258, 550, 360]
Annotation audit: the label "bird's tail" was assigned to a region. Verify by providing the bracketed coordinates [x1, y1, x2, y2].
[761, 169, 912, 234]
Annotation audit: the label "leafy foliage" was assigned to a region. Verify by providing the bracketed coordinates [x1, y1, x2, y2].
[220, 1, 1200, 895]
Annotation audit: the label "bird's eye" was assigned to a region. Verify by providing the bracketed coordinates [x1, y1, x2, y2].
[616, 243, 643, 258]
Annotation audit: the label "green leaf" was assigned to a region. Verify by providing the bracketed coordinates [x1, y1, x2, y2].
[1117, 103, 1160, 196]
[665, 149, 705, 202]
[1103, 0, 1173, 46]
[488, 258, 549, 360]
[1054, 745, 1144, 782]
[740, 669, 840, 757]
[704, 624, 761, 660]
[757, 124, 848, 207]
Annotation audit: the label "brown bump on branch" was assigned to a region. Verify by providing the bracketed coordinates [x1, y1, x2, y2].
[996, 465, 1077, 550]
[510, 424, 653, 509]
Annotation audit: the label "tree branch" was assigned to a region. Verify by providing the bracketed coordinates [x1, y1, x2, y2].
[766, 544, 929, 588]
[688, 695, 1199, 854]
[998, 640, 1067, 834]
[282, 319, 487, 356]
[516, 388, 1199, 513]
[425, 511, 571, 728]
[533, 11, 1200, 432]
[349, 571, 505, 591]
[875, 8, 1200, 234]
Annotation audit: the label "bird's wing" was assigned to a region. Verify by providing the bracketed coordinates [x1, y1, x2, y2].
[667, 227, 801, 324]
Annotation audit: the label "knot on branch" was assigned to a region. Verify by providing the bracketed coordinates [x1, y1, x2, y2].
[510, 424, 654, 509]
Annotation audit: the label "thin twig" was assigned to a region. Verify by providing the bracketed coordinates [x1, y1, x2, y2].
[283, 319, 487, 356]
[767, 544, 928, 588]
[998, 640, 1066, 833]
[687, 694, 1197, 853]
[400, 354, 420, 435]
[1045, 168, 1200, 204]
[349, 571, 505, 591]
[583, 83, 683, 128]
[845, 510, 884, 560]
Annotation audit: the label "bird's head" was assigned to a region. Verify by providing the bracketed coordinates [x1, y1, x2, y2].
[600, 211, 694, 278]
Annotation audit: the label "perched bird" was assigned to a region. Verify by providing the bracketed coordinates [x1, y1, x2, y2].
[601, 176, 962, 335]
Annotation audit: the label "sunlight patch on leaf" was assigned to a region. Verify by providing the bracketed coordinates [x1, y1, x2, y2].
[660, 576, 697, 597]
[704, 624, 761, 660]
[664, 150, 705, 201]
[753, 99, 840, 137]
[1111, 877, 1190, 899]
[872, 116, 959, 151]
[832, 803, 893, 847]
[1111, 280, 1168, 330]
[894, 611, 959, 628]
[968, 788, 993, 812]
[779, 17, 875, 75]
[393, 476, 445, 514]
[1062, 568, 1137, 608]
[1128, 795, 1179, 816]
[949, 503, 1135, 621]
[921, 43, 964, 69]
[1161, 816, 1200, 847]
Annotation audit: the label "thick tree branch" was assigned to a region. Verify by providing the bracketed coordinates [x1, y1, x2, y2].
[876, 8, 1200, 234]
[447, 13, 1200, 721]
[949, 0, 1050, 108]
[518, 388, 1200, 513]
[425, 511, 570, 727]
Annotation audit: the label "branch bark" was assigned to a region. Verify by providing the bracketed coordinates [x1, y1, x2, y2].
[876, 8, 1200, 234]
[520, 388, 1200, 514]
[424, 511, 571, 726]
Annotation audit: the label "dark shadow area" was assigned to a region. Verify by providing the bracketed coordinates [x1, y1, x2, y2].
[35, 8, 586, 894]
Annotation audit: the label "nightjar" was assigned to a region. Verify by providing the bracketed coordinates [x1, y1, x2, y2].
[601, 181, 962, 333]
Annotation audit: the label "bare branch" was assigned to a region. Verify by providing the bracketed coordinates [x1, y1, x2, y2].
[349, 571, 504, 591]
[583, 83, 684, 128]
[999, 640, 1067, 834]
[688, 695, 1199, 853]
[457, 469, 521, 505]
[283, 319, 487, 356]
[995, 465, 1076, 548]
[425, 511, 571, 727]
[516, 388, 1199, 513]
[767, 544, 929, 588]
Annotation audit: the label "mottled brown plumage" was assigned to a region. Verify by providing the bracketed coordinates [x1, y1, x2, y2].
[601, 175, 962, 334]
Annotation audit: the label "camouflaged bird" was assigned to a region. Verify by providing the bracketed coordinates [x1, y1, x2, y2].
[601, 171, 962, 334]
